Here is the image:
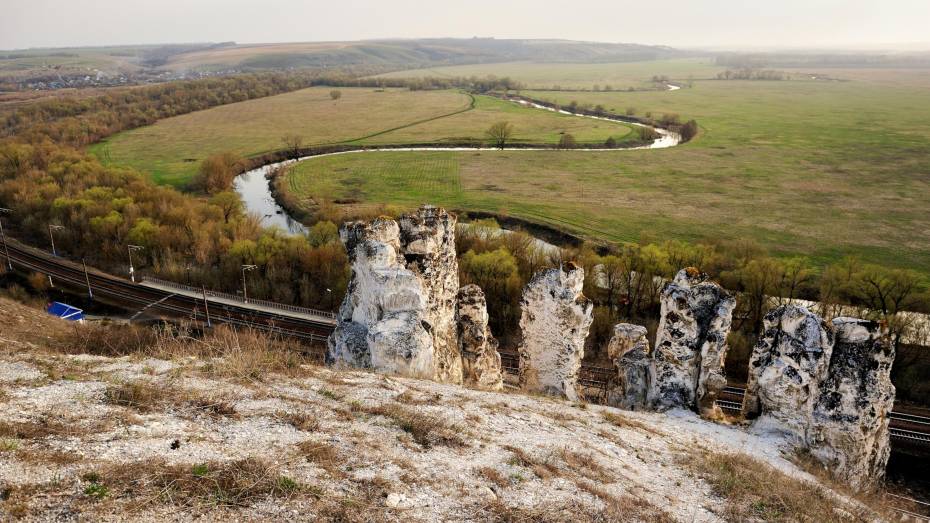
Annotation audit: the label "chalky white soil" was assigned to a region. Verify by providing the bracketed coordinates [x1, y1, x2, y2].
[0, 299, 851, 522]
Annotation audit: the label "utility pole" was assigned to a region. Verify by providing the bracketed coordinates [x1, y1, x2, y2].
[81, 258, 93, 300]
[241, 264, 258, 303]
[201, 285, 212, 327]
[47, 224, 64, 287]
[48, 224, 64, 256]
[127, 244, 144, 283]
[0, 208, 12, 272]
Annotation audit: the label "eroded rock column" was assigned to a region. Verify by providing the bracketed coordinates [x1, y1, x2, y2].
[328, 205, 468, 383]
[327, 217, 435, 378]
[649, 268, 735, 415]
[518, 263, 593, 400]
[741, 305, 835, 443]
[607, 323, 651, 410]
[399, 206, 463, 384]
[810, 318, 895, 489]
[456, 284, 503, 391]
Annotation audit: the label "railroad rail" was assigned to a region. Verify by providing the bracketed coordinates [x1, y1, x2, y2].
[2, 238, 334, 343]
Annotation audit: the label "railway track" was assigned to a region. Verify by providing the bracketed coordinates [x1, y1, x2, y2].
[3, 238, 336, 343]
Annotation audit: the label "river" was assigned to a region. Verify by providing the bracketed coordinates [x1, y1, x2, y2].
[234, 94, 683, 233]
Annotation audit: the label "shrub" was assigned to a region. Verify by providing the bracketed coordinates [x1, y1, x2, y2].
[558, 133, 577, 149]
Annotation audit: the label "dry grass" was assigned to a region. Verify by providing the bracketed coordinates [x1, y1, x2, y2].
[789, 448, 914, 520]
[104, 381, 237, 419]
[484, 495, 673, 523]
[0, 414, 111, 440]
[80, 458, 302, 509]
[295, 440, 342, 476]
[689, 451, 884, 522]
[478, 466, 511, 488]
[503, 445, 560, 480]
[364, 402, 466, 449]
[275, 409, 320, 432]
[63, 323, 317, 382]
[601, 410, 666, 437]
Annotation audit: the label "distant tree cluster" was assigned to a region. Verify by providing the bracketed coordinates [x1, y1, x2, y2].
[716, 69, 788, 81]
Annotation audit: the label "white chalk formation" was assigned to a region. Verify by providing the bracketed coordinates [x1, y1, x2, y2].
[328, 206, 463, 383]
[518, 263, 594, 400]
[606, 323, 651, 410]
[810, 318, 896, 489]
[743, 307, 896, 488]
[456, 284, 503, 390]
[327, 216, 435, 378]
[650, 268, 735, 415]
[398, 206, 463, 384]
[742, 305, 835, 442]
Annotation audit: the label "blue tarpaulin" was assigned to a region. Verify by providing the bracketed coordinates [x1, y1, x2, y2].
[47, 302, 84, 322]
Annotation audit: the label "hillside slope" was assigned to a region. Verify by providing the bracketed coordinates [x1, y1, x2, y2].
[0, 297, 886, 521]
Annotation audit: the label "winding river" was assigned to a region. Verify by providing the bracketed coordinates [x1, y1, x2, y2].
[233, 95, 683, 234]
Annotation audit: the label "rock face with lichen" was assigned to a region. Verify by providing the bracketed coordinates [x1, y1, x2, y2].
[649, 268, 735, 415]
[810, 318, 895, 489]
[743, 308, 896, 489]
[741, 305, 835, 443]
[518, 263, 594, 400]
[327, 206, 462, 383]
[607, 323, 651, 410]
[456, 284, 503, 391]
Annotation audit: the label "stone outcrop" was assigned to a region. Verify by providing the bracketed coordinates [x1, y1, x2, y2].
[456, 284, 503, 390]
[518, 263, 593, 400]
[606, 323, 651, 410]
[741, 305, 835, 443]
[649, 268, 735, 415]
[743, 308, 896, 489]
[810, 318, 895, 489]
[398, 206, 462, 384]
[327, 206, 462, 383]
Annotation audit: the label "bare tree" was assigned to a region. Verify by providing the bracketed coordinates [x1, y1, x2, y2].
[281, 134, 304, 158]
[485, 121, 514, 149]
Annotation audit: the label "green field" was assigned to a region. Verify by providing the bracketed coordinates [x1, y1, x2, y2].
[284, 68, 930, 277]
[93, 87, 633, 186]
[374, 58, 723, 89]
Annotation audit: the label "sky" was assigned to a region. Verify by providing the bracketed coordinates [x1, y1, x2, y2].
[3, 0, 930, 51]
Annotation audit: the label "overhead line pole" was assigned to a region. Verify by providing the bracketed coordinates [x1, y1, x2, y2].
[0, 208, 12, 272]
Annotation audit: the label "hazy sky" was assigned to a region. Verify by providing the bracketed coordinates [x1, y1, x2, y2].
[3, 0, 930, 50]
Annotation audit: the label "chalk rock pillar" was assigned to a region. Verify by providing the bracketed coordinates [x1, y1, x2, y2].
[607, 323, 651, 410]
[398, 206, 463, 384]
[327, 217, 434, 378]
[649, 268, 736, 415]
[810, 318, 895, 489]
[518, 263, 594, 400]
[741, 305, 835, 443]
[456, 284, 503, 391]
[328, 206, 465, 382]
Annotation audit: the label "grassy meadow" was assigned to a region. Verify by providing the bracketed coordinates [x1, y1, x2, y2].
[93, 87, 633, 186]
[284, 68, 930, 277]
[374, 58, 723, 89]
